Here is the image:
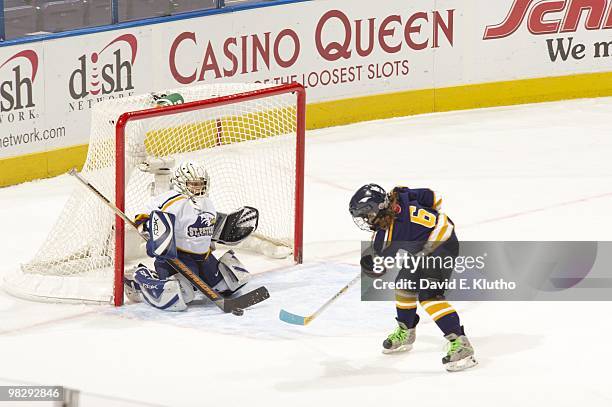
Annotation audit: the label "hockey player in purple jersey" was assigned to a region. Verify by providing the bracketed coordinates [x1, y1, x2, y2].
[350, 184, 477, 372]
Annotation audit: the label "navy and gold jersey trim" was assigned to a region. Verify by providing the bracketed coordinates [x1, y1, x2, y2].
[383, 219, 395, 250]
[433, 192, 443, 211]
[428, 213, 454, 243]
[134, 213, 150, 226]
[159, 194, 186, 211]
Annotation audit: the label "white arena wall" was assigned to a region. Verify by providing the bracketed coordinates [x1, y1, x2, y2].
[2, 0, 612, 186]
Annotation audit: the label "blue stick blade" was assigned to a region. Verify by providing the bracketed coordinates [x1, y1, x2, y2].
[279, 309, 306, 325]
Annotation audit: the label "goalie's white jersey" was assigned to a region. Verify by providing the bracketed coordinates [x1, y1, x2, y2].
[138, 190, 216, 255]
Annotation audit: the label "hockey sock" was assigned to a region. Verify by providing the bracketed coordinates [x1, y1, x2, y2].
[395, 290, 418, 328]
[420, 299, 463, 336]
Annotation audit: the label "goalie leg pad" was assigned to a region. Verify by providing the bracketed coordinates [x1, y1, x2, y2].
[123, 268, 143, 303]
[134, 266, 187, 311]
[215, 250, 250, 294]
[173, 272, 196, 304]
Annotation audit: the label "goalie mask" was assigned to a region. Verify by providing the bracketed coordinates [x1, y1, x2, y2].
[349, 184, 389, 231]
[171, 162, 210, 200]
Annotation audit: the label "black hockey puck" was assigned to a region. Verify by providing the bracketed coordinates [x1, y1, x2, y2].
[232, 308, 244, 316]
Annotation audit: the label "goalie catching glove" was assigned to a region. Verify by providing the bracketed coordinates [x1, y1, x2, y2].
[212, 206, 259, 246]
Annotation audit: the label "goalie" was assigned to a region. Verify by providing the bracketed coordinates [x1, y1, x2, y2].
[124, 161, 259, 311]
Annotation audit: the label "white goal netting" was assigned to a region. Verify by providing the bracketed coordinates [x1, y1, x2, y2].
[4, 83, 301, 304]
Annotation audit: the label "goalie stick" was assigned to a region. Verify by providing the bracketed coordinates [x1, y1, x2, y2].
[69, 168, 270, 313]
[279, 273, 360, 326]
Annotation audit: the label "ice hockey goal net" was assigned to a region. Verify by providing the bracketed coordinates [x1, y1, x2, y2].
[4, 83, 305, 305]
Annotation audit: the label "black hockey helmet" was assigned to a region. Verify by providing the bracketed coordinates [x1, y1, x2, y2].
[349, 184, 389, 231]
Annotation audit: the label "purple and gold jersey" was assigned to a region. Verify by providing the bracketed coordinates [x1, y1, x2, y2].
[373, 187, 455, 255]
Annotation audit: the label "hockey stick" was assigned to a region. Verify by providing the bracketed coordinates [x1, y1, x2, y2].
[69, 168, 270, 313]
[279, 273, 361, 326]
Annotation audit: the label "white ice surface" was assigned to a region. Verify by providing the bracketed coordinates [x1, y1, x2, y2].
[1, 98, 612, 406]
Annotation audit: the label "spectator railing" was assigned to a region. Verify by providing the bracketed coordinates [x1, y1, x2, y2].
[0, 2, 4, 41]
[0, 0, 272, 42]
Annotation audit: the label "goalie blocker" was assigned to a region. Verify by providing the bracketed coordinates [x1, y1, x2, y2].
[125, 207, 258, 311]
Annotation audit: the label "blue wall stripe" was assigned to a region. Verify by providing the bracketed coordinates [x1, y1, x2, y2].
[0, 0, 311, 48]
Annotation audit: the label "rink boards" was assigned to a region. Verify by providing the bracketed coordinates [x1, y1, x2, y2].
[2, 0, 612, 185]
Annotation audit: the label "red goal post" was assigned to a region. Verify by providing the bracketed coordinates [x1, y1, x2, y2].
[114, 83, 306, 306]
